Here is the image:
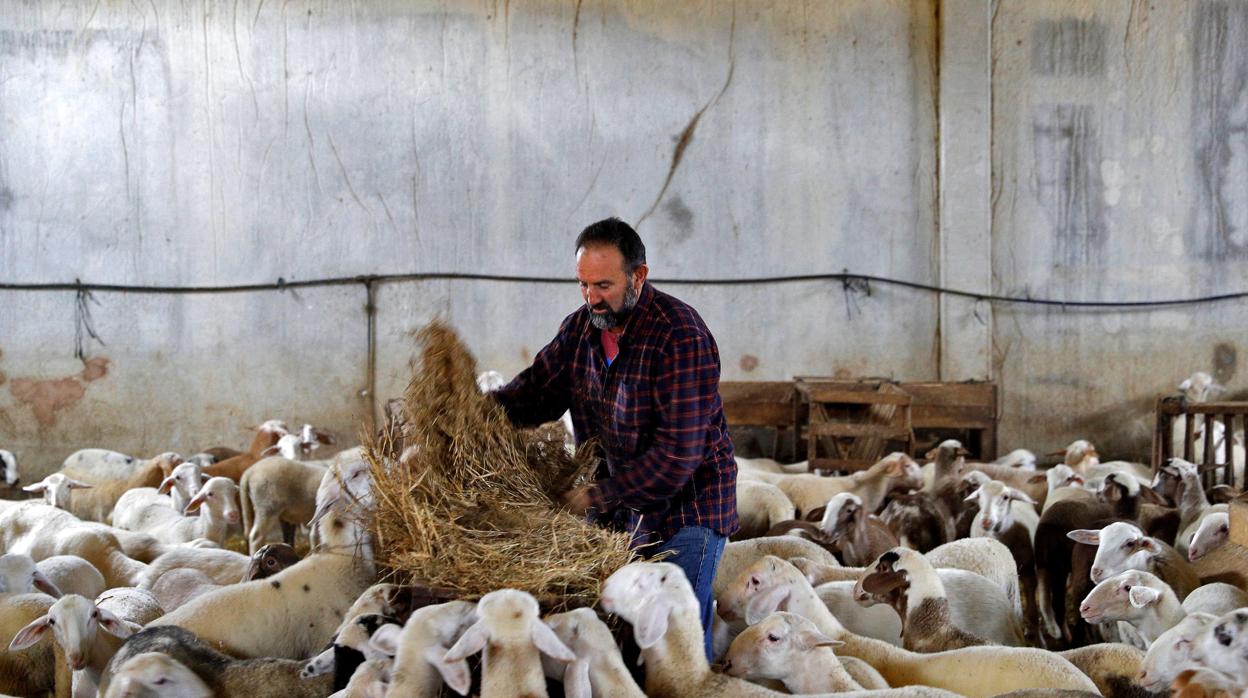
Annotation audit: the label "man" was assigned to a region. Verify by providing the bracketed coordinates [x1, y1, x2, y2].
[491, 217, 738, 659]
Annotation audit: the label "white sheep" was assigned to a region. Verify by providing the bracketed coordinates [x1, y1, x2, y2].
[239, 454, 327, 553]
[713, 536, 841, 599]
[1079, 569, 1248, 645]
[364, 600, 477, 696]
[0, 592, 61, 695]
[733, 480, 796, 540]
[717, 555, 1099, 697]
[58, 452, 185, 523]
[992, 449, 1038, 470]
[161, 461, 205, 514]
[1068, 521, 1200, 599]
[8, 593, 141, 697]
[22, 473, 94, 511]
[59, 448, 142, 481]
[0, 501, 149, 588]
[1189, 512, 1231, 561]
[331, 657, 392, 698]
[540, 607, 646, 698]
[1, 449, 19, 486]
[103, 651, 213, 698]
[1031, 464, 1091, 513]
[1192, 608, 1248, 685]
[1139, 612, 1217, 693]
[139, 547, 250, 589]
[442, 589, 576, 697]
[0, 553, 63, 597]
[722, 611, 862, 692]
[602, 561, 959, 698]
[115, 477, 240, 546]
[477, 370, 507, 393]
[739, 453, 923, 519]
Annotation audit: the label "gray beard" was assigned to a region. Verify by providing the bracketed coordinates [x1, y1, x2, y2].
[588, 283, 639, 330]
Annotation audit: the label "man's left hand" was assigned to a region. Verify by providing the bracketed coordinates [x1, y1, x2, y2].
[563, 484, 593, 516]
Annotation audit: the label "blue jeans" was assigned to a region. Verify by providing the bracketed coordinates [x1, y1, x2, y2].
[650, 525, 726, 661]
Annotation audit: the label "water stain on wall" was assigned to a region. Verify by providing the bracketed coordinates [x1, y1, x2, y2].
[1191, 1, 1248, 261]
[8, 357, 110, 428]
[1033, 104, 1108, 268]
[1030, 19, 1106, 77]
[664, 196, 695, 242]
[739, 354, 759, 372]
[1214, 341, 1238, 383]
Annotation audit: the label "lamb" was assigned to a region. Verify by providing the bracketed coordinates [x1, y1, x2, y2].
[1069, 521, 1200, 599]
[713, 536, 840, 599]
[1192, 608, 1248, 685]
[1189, 512, 1231, 561]
[114, 477, 241, 546]
[161, 461, 205, 515]
[8, 593, 142, 698]
[732, 480, 796, 540]
[993, 449, 1038, 470]
[56, 452, 185, 523]
[1054, 643, 1147, 698]
[22, 473, 94, 511]
[1031, 465, 1091, 514]
[1, 448, 19, 486]
[0, 502, 149, 588]
[722, 611, 863, 692]
[140, 547, 250, 589]
[965, 461, 1049, 507]
[1138, 612, 1217, 693]
[0, 592, 59, 697]
[1079, 570, 1236, 646]
[239, 454, 327, 553]
[966, 479, 1039, 634]
[878, 491, 954, 553]
[722, 577, 904, 645]
[147, 462, 375, 659]
[362, 600, 477, 696]
[740, 452, 923, 519]
[440, 589, 576, 697]
[539, 607, 646, 698]
[854, 548, 1021, 651]
[603, 561, 959, 698]
[332, 657, 391, 697]
[203, 419, 291, 482]
[716, 555, 1100, 697]
[0, 553, 64, 597]
[1054, 439, 1154, 488]
[299, 584, 412, 685]
[36, 556, 107, 600]
[97, 625, 334, 698]
[149, 568, 225, 613]
[103, 651, 213, 697]
[59, 448, 143, 481]
[817, 492, 899, 566]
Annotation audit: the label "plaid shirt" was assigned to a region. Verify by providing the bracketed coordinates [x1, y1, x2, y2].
[493, 283, 738, 547]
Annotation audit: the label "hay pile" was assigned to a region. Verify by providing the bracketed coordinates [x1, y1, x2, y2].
[363, 321, 637, 611]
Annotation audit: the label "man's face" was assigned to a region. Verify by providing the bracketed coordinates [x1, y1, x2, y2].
[576, 244, 646, 330]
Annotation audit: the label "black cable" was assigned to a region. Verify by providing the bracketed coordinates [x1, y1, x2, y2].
[2, 271, 1247, 308]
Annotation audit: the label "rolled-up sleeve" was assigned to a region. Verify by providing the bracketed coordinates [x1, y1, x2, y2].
[591, 333, 719, 510]
[492, 315, 575, 428]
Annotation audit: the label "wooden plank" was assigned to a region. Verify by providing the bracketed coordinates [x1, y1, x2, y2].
[1168, 402, 1248, 415]
[911, 405, 995, 426]
[1231, 495, 1248, 548]
[800, 388, 912, 406]
[718, 381, 794, 403]
[898, 382, 995, 407]
[723, 404, 793, 427]
[806, 423, 912, 439]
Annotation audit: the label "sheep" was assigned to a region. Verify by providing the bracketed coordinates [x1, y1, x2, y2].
[607, 561, 967, 698]
[299, 423, 337, 456]
[147, 462, 376, 659]
[103, 651, 213, 697]
[300, 584, 412, 685]
[854, 548, 1022, 651]
[0, 553, 64, 597]
[716, 555, 1100, 697]
[713, 536, 840, 599]
[0, 591, 60, 696]
[732, 480, 795, 540]
[57, 452, 184, 523]
[59, 449, 142, 481]
[140, 547, 250, 589]
[161, 461, 205, 515]
[35, 556, 107, 600]
[965, 461, 1049, 508]
[1171, 667, 1244, 698]
[7, 593, 142, 697]
[440, 589, 575, 697]
[537, 607, 646, 698]
[477, 370, 507, 392]
[0, 502, 149, 588]
[965, 479, 1039, 635]
[1031, 465, 1091, 514]
[1054, 643, 1148, 698]
[149, 568, 224, 614]
[114, 477, 241, 546]
[740, 452, 923, 519]
[817, 492, 899, 567]
[1069, 521, 1200, 599]
[1, 448, 19, 486]
[1189, 512, 1231, 561]
[111, 487, 178, 532]
[359, 600, 477, 696]
[722, 611, 863, 692]
[203, 420, 291, 482]
[244, 543, 302, 581]
[1053, 440, 1154, 488]
[993, 449, 1038, 470]
[98, 625, 334, 698]
[239, 454, 327, 553]
[332, 657, 391, 697]
[1138, 612, 1217, 692]
[1192, 608, 1248, 685]
[22, 473, 94, 511]
[878, 491, 954, 553]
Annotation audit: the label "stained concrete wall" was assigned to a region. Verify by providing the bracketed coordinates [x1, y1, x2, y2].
[0, 0, 1241, 478]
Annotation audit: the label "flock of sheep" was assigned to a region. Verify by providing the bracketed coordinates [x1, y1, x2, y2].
[0, 370, 1244, 697]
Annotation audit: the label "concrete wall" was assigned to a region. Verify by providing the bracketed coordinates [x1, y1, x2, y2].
[0, 0, 1241, 476]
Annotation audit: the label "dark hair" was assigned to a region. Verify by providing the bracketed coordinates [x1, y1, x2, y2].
[575, 217, 647, 274]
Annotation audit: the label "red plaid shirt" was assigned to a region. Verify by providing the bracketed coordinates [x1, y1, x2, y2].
[493, 283, 738, 547]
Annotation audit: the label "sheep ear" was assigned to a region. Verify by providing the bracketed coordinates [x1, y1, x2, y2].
[260, 445, 280, 457]
[443, 619, 489, 663]
[963, 487, 981, 502]
[796, 628, 841, 650]
[744, 585, 791, 626]
[184, 492, 207, 514]
[97, 608, 138, 639]
[67, 480, 93, 489]
[1007, 488, 1036, 505]
[1128, 586, 1162, 608]
[1027, 474, 1047, 484]
[31, 570, 62, 598]
[1138, 538, 1161, 554]
[22, 482, 46, 493]
[532, 619, 576, 662]
[424, 645, 472, 696]
[633, 595, 673, 650]
[562, 658, 592, 698]
[1067, 529, 1101, 545]
[369, 623, 402, 656]
[8, 615, 50, 651]
[157, 476, 176, 494]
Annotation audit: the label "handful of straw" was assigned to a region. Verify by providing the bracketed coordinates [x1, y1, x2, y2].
[363, 321, 637, 611]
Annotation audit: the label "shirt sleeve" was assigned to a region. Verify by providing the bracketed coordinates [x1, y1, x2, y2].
[491, 315, 575, 428]
[590, 332, 719, 510]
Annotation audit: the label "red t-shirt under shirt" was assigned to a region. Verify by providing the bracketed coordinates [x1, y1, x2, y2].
[601, 328, 620, 365]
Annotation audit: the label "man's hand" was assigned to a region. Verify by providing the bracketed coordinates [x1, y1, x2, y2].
[563, 484, 593, 516]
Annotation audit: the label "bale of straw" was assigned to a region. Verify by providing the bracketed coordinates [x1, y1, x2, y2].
[364, 321, 636, 611]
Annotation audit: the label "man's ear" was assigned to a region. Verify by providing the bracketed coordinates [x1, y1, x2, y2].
[632, 263, 649, 288]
